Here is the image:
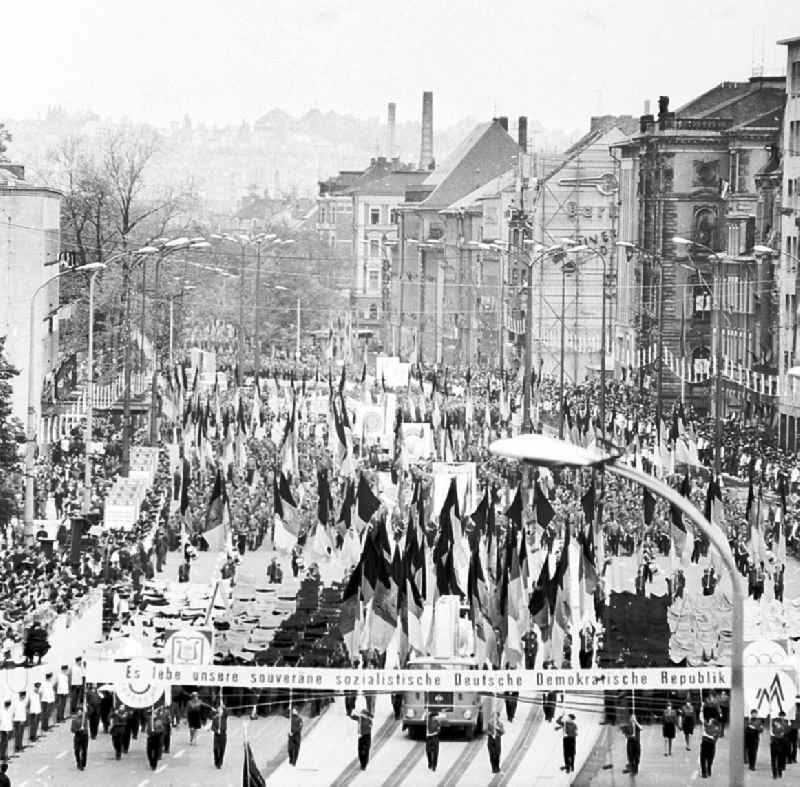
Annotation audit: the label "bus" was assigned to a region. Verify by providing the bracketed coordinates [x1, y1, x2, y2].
[401, 656, 484, 738]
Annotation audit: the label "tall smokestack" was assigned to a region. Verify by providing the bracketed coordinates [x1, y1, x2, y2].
[387, 102, 396, 158]
[419, 91, 434, 171]
[517, 116, 528, 152]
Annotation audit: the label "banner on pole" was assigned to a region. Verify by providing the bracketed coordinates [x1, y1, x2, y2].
[86, 661, 732, 693]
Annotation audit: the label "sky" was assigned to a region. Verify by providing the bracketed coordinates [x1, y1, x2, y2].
[3, 0, 799, 133]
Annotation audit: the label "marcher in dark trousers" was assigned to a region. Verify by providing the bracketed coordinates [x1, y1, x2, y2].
[543, 691, 558, 723]
[556, 712, 578, 773]
[391, 693, 403, 721]
[351, 707, 373, 770]
[12, 692, 27, 753]
[771, 712, 789, 779]
[425, 710, 442, 771]
[0, 700, 12, 762]
[700, 718, 721, 778]
[159, 705, 172, 753]
[487, 711, 505, 774]
[623, 714, 642, 775]
[211, 703, 228, 769]
[287, 706, 303, 766]
[146, 711, 164, 771]
[110, 707, 126, 759]
[100, 691, 113, 734]
[744, 710, 763, 771]
[72, 710, 89, 770]
[788, 698, 800, 764]
[85, 685, 101, 739]
[662, 702, 677, 756]
[504, 692, 519, 723]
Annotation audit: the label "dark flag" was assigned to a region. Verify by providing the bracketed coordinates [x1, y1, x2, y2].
[505, 485, 523, 532]
[534, 482, 555, 528]
[528, 553, 551, 630]
[179, 458, 191, 515]
[434, 478, 463, 597]
[243, 741, 267, 787]
[354, 473, 381, 532]
[317, 469, 333, 526]
[337, 479, 355, 532]
[581, 481, 596, 525]
[643, 487, 656, 525]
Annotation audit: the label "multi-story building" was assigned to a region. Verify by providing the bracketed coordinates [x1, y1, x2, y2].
[614, 77, 785, 417]
[777, 35, 800, 451]
[395, 117, 523, 364]
[0, 164, 62, 423]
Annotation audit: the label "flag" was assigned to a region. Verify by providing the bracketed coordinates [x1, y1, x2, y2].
[643, 487, 656, 525]
[337, 479, 355, 534]
[670, 474, 694, 564]
[747, 482, 766, 564]
[317, 469, 333, 525]
[505, 485, 523, 532]
[354, 474, 381, 533]
[533, 482, 555, 528]
[339, 559, 363, 659]
[402, 520, 426, 653]
[434, 478, 463, 597]
[274, 471, 299, 535]
[581, 481, 596, 525]
[578, 523, 598, 596]
[203, 469, 229, 552]
[529, 552, 551, 631]
[179, 457, 191, 515]
[704, 477, 725, 529]
[369, 544, 399, 652]
[243, 741, 267, 787]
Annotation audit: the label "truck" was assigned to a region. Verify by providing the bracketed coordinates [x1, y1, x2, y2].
[401, 655, 484, 738]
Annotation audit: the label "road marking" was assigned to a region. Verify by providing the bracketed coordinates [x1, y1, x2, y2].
[173, 748, 185, 758]
[690, 769, 699, 782]
[156, 765, 168, 773]
[136, 781, 150, 787]
[34, 765, 49, 775]
[55, 749, 68, 759]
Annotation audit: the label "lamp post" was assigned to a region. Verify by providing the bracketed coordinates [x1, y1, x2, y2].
[24, 261, 106, 541]
[488, 433, 746, 787]
[522, 244, 564, 430]
[83, 262, 107, 515]
[673, 237, 724, 475]
[618, 242, 664, 418]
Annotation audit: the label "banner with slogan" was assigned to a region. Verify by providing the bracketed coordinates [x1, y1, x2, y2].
[86, 660, 732, 694]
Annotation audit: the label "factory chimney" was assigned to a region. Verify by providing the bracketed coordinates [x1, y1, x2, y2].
[387, 102, 396, 159]
[419, 91, 434, 171]
[517, 116, 528, 152]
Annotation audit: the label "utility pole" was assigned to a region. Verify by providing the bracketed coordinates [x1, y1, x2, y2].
[148, 254, 163, 445]
[121, 254, 134, 476]
[253, 240, 263, 385]
[238, 244, 246, 384]
[713, 253, 723, 475]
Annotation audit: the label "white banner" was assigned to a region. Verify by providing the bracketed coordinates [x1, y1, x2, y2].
[431, 462, 478, 517]
[85, 660, 731, 693]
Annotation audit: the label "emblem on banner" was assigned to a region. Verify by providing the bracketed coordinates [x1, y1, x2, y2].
[164, 627, 214, 666]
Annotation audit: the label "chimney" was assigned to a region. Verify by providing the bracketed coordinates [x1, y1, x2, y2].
[517, 116, 528, 152]
[387, 102, 396, 159]
[419, 91, 434, 171]
[657, 95, 671, 130]
[497, 116, 509, 132]
[643, 99, 651, 115]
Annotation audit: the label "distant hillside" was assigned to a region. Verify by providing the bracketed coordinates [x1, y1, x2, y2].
[2, 105, 579, 211]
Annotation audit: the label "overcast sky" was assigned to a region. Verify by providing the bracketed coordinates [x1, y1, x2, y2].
[4, 0, 798, 132]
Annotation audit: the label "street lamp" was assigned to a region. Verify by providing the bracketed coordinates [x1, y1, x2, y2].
[23, 261, 106, 541]
[488, 432, 746, 787]
[617, 241, 665, 418]
[522, 244, 564, 430]
[673, 236, 725, 475]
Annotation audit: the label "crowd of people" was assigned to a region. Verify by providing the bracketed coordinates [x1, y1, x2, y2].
[0, 336, 799, 781]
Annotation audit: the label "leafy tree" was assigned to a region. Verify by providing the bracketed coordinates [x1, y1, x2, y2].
[0, 337, 24, 527]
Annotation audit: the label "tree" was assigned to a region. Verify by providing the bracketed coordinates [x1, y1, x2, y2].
[0, 337, 24, 527]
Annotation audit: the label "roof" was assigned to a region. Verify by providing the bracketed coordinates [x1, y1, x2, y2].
[561, 116, 639, 159]
[347, 158, 428, 196]
[418, 120, 521, 210]
[777, 35, 800, 46]
[730, 106, 784, 132]
[677, 77, 785, 124]
[444, 167, 517, 212]
[543, 125, 632, 182]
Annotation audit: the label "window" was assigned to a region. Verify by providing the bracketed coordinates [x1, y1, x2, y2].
[369, 239, 380, 258]
[370, 208, 380, 225]
[693, 284, 711, 315]
[390, 209, 399, 225]
[318, 206, 326, 224]
[367, 270, 380, 292]
[792, 60, 800, 94]
[369, 304, 378, 321]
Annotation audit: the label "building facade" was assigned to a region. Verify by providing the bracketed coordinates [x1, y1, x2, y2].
[0, 164, 62, 424]
[777, 36, 800, 451]
[615, 78, 784, 417]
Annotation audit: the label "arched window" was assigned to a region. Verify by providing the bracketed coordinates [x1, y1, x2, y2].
[692, 345, 710, 377]
[693, 208, 716, 248]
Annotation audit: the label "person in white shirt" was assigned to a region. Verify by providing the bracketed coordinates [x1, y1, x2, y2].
[28, 682, 42, 741]
[41, 672, 55, 731]
[12, 691, 28, 752]
[0, 699, 12, 761]
[70, 657, 84, 714]
[56, 665, 70, 722]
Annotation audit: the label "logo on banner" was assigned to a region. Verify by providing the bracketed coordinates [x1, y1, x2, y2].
[115, 657, 164, 709]
[743, 639, 799, 715]
[164, 628, 214, 666]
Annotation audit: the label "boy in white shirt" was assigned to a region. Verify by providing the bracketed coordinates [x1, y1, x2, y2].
[40, 672, 55, 731]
